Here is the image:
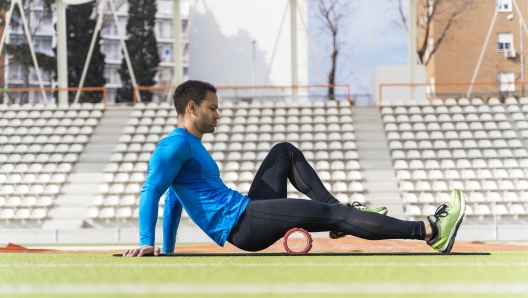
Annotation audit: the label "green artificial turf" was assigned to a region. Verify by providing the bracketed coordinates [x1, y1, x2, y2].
[0, 252, 527, 297]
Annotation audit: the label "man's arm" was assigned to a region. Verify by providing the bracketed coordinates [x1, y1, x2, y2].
[133, 137, 190, 254]
[162, 187, 182, 253]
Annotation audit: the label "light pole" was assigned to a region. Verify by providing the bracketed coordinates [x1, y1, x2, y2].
[509, 13, 525, 97]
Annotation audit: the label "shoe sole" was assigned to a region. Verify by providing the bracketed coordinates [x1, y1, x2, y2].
[440, 190, 466, 253]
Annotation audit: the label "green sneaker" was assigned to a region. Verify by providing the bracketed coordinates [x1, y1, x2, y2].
[426, 188, 466, 253]
[329, 202, 388, 239]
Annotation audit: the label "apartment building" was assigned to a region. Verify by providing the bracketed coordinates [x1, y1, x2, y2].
[101, 0, 189, 103]
[3, 0, 189, 104]
[419, 0, 528, 99]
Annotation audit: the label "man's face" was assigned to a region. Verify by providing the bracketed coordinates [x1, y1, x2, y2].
[194, 91, 220, 134]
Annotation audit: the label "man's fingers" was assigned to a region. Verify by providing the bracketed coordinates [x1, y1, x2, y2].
[124, 246, 161, 257]
[127, 249, 140, 257]
[137, 247, 153, 257]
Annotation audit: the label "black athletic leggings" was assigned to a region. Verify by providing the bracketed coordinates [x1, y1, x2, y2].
[227, 142, 426, 252]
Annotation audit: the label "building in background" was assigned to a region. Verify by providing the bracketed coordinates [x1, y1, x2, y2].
[101, 0, 189, 104]
[2, 0, 189, 104]
[3, 0, 54, 104]
[421, 0, 528, 99]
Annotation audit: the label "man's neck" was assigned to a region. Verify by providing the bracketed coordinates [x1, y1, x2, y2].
[177, 122, 203, 140]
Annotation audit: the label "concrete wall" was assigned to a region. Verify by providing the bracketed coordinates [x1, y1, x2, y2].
[371, 65, 427, 105]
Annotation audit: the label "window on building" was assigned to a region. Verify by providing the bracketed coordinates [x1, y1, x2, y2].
[9, 64, 22, 81]
[33, 37, 52, 53]
[497, 33, 513, 50]
[497, 0, 512, 12]
[498, 72, 515, 92]
[102, 42, 122, 60]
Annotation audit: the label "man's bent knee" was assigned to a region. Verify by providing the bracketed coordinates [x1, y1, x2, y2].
[271, 142, 299, 153]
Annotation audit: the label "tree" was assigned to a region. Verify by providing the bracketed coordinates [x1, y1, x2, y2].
[116, 0, 160, 103]
[5, 42, 55, 86]
[416, 0, 474, 65]
[316, 0, 351, 100]
[0, 0, 55, 103]
[53, 1, 106, 103]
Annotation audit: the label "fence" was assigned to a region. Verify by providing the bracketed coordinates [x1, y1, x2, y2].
[0, 87, 108, 106]
[378, 81, 528, 105]
[133, 84, 352, 105]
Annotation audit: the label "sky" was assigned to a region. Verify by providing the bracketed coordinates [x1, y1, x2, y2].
[307, 0, 410, 105]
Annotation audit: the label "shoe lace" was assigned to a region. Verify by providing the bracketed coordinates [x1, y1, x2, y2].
[349, 201, 368, 209]
[433, 204, 449, 220]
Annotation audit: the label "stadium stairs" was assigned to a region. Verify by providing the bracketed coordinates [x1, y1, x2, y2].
[352, 107, 403, 217]
[42, 107, 133, 230]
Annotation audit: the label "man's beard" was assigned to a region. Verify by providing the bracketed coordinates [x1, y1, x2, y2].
[196, 112, 215, 133]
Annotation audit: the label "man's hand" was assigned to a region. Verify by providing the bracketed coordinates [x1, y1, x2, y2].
[123, 245, 161, 257]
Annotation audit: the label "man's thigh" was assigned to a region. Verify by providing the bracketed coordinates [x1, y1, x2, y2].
[248, 145, 291, 200]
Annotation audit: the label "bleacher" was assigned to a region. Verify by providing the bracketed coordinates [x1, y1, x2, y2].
[3, 95, 527, 232]
[0, 102, 104, 227]
[382, 97, 528, 224]
[86, 100, 364, 225]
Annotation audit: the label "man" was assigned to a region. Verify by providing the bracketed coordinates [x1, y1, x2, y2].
[123, 80, 465, 257]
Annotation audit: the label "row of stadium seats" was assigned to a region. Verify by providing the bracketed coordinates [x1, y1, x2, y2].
[399, 180, 528, 192]
[0, 184, 61, 195]
[1, 153, 81, 163]
[386, 122, 525, 132]
[0, 195, 53, 206]
[0, 208, 47, 220]
[393, 158, 528, 169]
[388, 130, 525, 142]
[126, 115, 356, 126]
[382, 97, 527, 107]
[1, 145, 86, 155]
[388, 133, 521, 144]
[217, 116, 354, 125]
[0, 163, 72, 173]
[382, 105, 528, 115]
[202, 132, 356, 142]
[1, 127, 95, 136]
[0, 110, 102, 119]
[389, 140, 527, 150]
[0, 173, 67, 184]
[132, 99, 352, 110]
[0, 119, 99, 128]
[402, 192, 528, 203]
[216, 123, 355, 133]
[0, 102, 104, 111]
[397, 169, 528, 180]
[393, 149, 528, 159]
[0, 136, 94, 146]
[405, 203, 528, 218]
[207, 141, 357, 151]
[384, 115, 524, 125]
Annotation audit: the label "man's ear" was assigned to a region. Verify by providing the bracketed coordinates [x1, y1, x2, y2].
[188, 101, 196, 115]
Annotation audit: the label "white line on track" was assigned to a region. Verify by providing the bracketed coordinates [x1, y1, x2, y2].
[1, 282, 528, 294]
[0, 262, 528, 268]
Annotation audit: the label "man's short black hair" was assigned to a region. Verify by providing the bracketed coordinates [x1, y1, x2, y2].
[173, 80, 217, 116]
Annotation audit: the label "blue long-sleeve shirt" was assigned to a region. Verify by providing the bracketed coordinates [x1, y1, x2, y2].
[139, 128, 251, 252]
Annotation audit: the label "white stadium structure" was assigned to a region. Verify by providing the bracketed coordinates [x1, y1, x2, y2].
[1, 96, 528, 243]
